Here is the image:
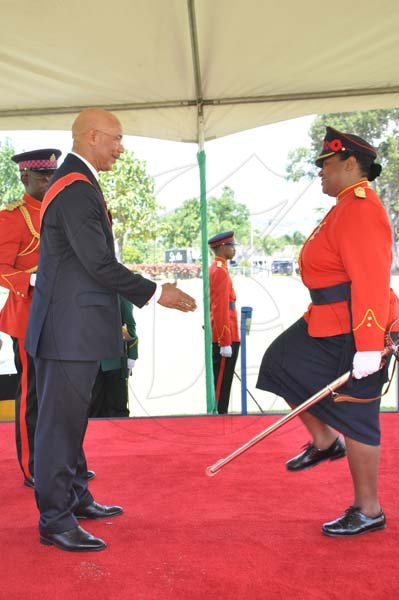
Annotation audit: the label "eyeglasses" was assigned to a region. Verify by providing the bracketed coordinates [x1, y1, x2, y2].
[95, 129, 123, 143]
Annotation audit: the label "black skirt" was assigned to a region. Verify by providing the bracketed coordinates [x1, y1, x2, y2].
[256, 318, 393, 445]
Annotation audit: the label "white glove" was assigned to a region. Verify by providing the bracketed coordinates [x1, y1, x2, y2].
[220, 345, 233, 358]
[127, 359, 136, 370]
[352, 351, 382, 379]
[30, 274, 37, 287]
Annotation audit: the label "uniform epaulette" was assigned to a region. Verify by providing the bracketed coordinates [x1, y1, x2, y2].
[354, 186, 366, 199]
[4, 198, 24, 211]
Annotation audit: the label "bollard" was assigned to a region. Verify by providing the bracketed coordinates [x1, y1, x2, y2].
[240, 306, 252, 415]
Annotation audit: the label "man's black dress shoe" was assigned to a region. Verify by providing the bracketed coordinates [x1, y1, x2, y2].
[75, 501, 124, 519]
[40, 525, 106, 551]
[86, 470, 96, 480]
[286, 437, 346, 471]
[322, 506, 386, 537]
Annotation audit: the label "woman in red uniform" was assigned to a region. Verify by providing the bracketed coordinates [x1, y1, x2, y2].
[257, 126, 399, 536]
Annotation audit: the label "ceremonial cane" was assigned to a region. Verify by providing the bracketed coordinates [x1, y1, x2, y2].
[206, 342, 398, 478]
[206, 370, 350, 477]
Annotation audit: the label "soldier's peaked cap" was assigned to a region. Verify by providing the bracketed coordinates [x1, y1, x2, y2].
[315, 127, 377, 168]
[208, 231, 235, 248]
[12, 148, 61, 171]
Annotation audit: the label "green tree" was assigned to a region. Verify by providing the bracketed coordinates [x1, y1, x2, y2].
[99, 150, 159, 261]
[258, 234, 285, 256]
[286, 110, 399, 250]
[254, 230, 305, 257]
[0, 139, 24, 207]
[207, 186, 250, 244]
[158, 186, 251, 251]
[159, 198, 201, 249]
[284, 231, 306, 246]
[123, 237, 164, 264]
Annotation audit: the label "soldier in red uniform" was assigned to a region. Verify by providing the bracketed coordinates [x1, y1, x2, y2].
[257, 127, 399, 536]
[208, 231, 240, 413]
[0, 148, 61, 487]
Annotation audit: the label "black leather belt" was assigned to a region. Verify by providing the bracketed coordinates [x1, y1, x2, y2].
[309, 281, 351, 305]
[229, 301, 236, 309]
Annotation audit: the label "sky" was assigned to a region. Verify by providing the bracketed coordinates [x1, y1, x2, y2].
[0, 114, 334, 239]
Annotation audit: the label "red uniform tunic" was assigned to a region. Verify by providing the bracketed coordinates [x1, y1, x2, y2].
[300, 181, 399, 351]
[0, 193, 40, 340]
[209, 256, 240, 345]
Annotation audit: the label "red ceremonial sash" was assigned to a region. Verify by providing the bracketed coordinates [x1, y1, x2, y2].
[40, 173, 92, 227]
[40, 172, 111, 229]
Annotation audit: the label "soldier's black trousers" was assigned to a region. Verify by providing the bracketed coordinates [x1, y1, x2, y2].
[12, 337, 37, 480]
[212, 341, 240, 414]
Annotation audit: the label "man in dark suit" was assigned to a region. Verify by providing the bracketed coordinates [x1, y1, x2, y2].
[25, 107, 197, 552]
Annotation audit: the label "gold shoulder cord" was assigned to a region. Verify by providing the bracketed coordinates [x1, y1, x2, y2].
[17, 205, 40, 256]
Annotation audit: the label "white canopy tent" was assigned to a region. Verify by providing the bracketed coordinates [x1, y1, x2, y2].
[1, 0, 399, 141]
[1, 0, 398, 411]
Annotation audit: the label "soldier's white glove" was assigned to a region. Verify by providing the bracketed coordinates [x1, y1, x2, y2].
[127, 359, 136, 370]
[30, 274, 37, 287]
[220, 345, 233, 358]
[352, 351, 381, 379]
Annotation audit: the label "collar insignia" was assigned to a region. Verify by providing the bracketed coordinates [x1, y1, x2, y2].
[354, 186, 366, 198]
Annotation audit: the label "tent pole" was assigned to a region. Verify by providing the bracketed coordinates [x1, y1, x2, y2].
[197, 114, 216, 414]
[188, 0, 215, 413]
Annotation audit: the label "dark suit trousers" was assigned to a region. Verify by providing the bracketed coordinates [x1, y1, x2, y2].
[33, 357, 99, 534]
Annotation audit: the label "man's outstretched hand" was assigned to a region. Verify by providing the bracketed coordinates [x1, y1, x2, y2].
[158, 282, 197, 312]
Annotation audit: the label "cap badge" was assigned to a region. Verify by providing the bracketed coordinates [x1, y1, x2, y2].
[329, 139, 343, 151]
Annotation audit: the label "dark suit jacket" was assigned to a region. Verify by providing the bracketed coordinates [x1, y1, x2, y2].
[25, 153, 156, 361]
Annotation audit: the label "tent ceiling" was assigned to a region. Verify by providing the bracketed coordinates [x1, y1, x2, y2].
[1, 0, 398, 141]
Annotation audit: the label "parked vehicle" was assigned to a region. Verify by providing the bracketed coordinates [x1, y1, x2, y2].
[271, 260, 294, 275]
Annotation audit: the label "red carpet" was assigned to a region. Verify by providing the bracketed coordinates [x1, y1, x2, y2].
[1, 414, 399, 599]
